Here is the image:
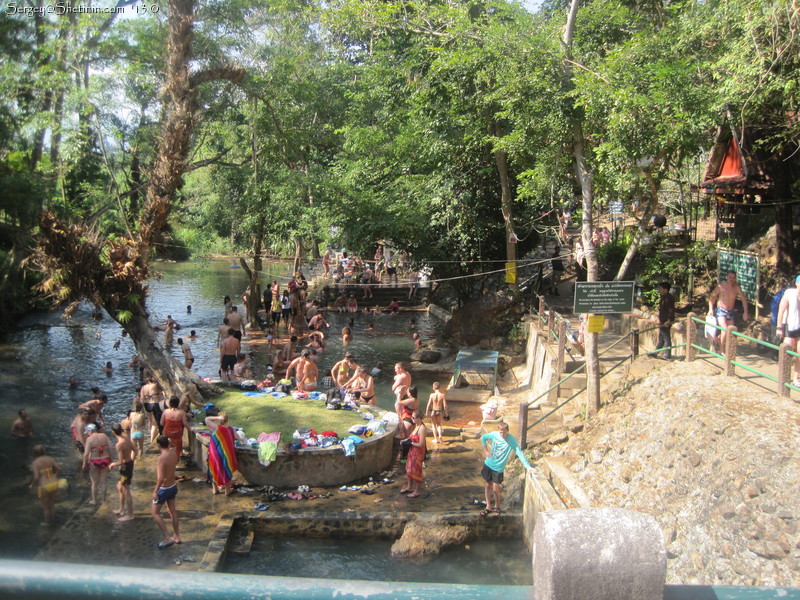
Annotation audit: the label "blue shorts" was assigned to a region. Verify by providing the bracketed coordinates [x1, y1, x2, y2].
[715, 307, 735, 322]
[153, 484, 178, 505]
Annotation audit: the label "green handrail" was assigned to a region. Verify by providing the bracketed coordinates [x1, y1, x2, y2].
[524, 362, 587, 410]
[731, 330, 780, 351]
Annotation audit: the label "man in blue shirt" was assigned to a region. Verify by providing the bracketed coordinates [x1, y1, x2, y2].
[480, 422, 532, 516]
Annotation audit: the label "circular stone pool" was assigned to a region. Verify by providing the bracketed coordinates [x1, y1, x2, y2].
[188, 406, 399, 487]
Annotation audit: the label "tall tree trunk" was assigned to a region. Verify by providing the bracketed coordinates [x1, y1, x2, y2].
[563, 0, 600, 414]
[491, 123, 518, 291]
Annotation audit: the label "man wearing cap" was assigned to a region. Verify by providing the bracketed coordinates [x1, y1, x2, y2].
[83, 424, 112, 506]
[776, 274, 800, 387]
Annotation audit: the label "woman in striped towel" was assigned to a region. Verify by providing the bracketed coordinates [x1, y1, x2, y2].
[204, 413, 238, 495]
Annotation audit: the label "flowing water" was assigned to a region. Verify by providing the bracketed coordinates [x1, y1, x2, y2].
[0, 259, 446, 558]
[224, 534, 532, 585]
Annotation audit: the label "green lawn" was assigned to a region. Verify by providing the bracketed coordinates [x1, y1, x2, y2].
[207, 390, 375, 442]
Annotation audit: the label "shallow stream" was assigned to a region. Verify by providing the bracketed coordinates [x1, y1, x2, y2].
[0, 259, 446, 558]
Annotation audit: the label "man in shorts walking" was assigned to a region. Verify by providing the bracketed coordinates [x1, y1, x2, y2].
[708, 270, 749, 353]
[151, 435, 181, 549]
[776, 274, 800, 387]
[479, 422, 532, 516]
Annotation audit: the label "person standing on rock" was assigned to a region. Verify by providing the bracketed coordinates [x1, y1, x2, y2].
[479, 422, 532, 516]
[655, 282, 675, 360]
[776, 274, 800, 387]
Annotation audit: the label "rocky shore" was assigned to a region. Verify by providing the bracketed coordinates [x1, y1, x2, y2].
[536, 358, 800, 587]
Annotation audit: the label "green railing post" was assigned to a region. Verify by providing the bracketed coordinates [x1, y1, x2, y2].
[725, 326, 737, 376]
[685, 313, 697, 362]
[778, 343, 792, 398]
[630, 328, 639, 361]
[547, 310, 555, 342]
[518, 399, 529, 449]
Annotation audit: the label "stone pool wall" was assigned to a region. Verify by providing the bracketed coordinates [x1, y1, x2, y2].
[188, 421, 399, 488]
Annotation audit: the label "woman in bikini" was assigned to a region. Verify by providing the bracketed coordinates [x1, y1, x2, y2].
[400, 411, 427, 498]
[345, 367, 376, 406]
[129, 402, 147, 458]
[82, 424, 112, 506]
[161, 396, 189, 459]
[30, 445, 62, 525]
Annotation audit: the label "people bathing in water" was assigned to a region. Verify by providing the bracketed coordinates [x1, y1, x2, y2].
[129, 402, 147, 458]
[103, 361, 113, 375]
[11, 408, 33, 437]
[83, 423, 112, 506]
[30, 445, 62, 526]
[109, 423, 135, 522]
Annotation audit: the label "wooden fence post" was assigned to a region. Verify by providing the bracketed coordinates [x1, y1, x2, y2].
[539, 296, 546, 326]
[630, 328, 639, 361]
[725, 326, 737, 376]
[685, 313, 696, 362]
[778, 343, 791, 397]
[518, 400, 529, 449]
[557, 320, 567, 374]
[547, 311, 555, 342]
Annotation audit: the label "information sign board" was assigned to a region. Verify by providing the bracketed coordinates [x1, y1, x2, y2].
[609, 200, 624, 216]
[717, 249, 759, 304]
[574, 281, 635, 314]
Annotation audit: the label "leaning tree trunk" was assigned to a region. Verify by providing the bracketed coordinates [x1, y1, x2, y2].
[28, 0, 244, 400]
[615, 166, 662, 281]
[121, 308, 218, 398]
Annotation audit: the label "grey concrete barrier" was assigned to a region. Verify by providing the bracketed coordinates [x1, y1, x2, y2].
[532, 508, 666, 600]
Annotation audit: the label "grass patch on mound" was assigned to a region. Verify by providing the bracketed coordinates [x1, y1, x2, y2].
[211, 390, 369, 441]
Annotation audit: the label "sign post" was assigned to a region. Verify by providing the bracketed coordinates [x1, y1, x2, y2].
[574, 281, 635, 314]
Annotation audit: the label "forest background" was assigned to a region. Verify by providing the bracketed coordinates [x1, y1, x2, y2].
[1, 0, 798, 332]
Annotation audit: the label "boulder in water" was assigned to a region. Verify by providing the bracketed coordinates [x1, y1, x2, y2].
[391, 517, 470, 563]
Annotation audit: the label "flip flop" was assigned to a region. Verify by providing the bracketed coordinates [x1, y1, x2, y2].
[480, 508, 492, 516]
[399, 489, 411, 494]
[407, 493, 420, 498]
[158, 541, 175, 550]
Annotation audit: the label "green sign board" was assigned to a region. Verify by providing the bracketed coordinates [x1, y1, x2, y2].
[717, 249, 759, 303]
[573, 281, 635, 314]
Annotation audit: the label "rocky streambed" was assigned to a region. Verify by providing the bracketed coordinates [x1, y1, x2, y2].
[536, 358, 800, 587]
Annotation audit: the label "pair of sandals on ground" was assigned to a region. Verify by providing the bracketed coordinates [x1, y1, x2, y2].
[479, 507, 502, 517]
[398, 487, 422, 498]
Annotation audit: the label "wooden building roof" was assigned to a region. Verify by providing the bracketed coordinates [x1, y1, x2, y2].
[698, 124, 775, 194]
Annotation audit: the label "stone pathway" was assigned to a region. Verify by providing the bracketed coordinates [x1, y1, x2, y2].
[35, 426, 508, 571]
